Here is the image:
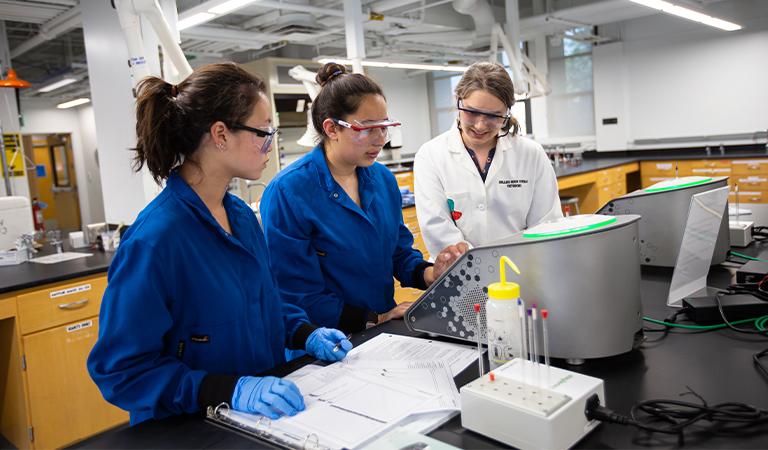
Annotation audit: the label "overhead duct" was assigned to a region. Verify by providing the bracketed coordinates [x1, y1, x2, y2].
[390, 0, 495, 49]
[451, 0, 494, 44]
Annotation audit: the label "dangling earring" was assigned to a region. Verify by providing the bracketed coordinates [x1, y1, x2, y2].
[217, 142, 225, 150]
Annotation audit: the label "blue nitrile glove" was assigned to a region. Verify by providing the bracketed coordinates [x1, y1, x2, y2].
[305, 327, 353, 362]
[231, 376, 305, 419]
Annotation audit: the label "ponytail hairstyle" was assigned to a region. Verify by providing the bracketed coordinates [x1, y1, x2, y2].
[311, 62, 385, 143]
[454, 61, 521, 136]
[133, 62, 267, 183]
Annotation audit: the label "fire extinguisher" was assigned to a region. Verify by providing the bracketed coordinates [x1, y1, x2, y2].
[32, 198, 45, 232]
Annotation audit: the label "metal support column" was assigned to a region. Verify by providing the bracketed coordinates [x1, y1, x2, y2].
[343, 0, 366, 73]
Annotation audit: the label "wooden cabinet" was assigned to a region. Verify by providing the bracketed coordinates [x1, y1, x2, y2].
[640, 158, 768, 206]
[24, 316, 125, 449]
[394, 171, 414, 193]
[559, 163, 639, 213]
[0, 275, 128, 449]
[395, 205, 429, 304]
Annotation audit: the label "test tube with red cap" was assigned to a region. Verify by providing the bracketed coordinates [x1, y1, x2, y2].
[542, 309, 551, 384]
[474, 303, 484, 377]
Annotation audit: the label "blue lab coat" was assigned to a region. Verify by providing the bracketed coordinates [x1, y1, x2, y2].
[87, 172, 311, 425]
[260, 146, 429, 330]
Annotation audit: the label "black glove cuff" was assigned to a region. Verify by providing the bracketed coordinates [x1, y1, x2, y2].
[411, 261, 434, 290]
[197, 374, 240, 409]
[291, 323, 318, 350]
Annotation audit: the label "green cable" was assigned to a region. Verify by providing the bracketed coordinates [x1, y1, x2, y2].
[756, 316, 768, 331]
[729, 251, 768, 262]
[643, 315, 768, 330]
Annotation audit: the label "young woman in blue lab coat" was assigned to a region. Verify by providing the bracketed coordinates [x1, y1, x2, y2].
[87, 63, 352, 425]
[260, 63, 466, 334]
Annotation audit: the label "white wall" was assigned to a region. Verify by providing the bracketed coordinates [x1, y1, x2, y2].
[20, 100, 105, 225]
[593, 4, 768, 150]
[367, 68, 432, 155]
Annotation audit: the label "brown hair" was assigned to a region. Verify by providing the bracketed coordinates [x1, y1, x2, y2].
[133, 62, 267, 183]
[455, 61, 520, 136]
[311, 63, 385, 142]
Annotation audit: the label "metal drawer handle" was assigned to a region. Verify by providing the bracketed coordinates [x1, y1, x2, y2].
[58, 298, 89, 310]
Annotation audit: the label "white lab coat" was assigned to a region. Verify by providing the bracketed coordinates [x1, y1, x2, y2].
[414, 126, 562, 257]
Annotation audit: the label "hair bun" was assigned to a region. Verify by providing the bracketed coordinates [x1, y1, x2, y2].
[316, 62, 348, 87]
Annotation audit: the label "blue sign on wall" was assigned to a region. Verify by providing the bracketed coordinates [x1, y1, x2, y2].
[36, 165, 46, 177]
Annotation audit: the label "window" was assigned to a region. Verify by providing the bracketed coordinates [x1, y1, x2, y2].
[428, 73, 461, 137]
[546, 28, 595, 138]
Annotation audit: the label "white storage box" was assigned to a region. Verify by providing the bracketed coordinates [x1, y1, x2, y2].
[0, 196, 35, 251]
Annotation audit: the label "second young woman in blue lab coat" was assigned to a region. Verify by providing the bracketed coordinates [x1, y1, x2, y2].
[87, 63, 352, 425]
[261, 63, 466, 334]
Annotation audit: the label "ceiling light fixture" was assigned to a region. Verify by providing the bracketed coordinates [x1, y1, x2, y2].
[208, 0, 258, 15]
[628, 0, 742, 31]
[177, 12, 216, 31]
[317, 58, 468, 72]
[177, 0, 259, 30]
[37, 77, 77, 93]
[57, 98, 90, 109]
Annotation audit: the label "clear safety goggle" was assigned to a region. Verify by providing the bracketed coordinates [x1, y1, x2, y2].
[332, 118, 402, 143]
[230, 123, 279, 154]
[457, 100, 511, 129]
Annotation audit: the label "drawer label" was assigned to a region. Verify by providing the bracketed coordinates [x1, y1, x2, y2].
[50, 284, 92, 299]
[66, 319, 93, 333]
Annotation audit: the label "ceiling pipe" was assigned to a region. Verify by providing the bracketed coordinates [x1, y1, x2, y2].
[388, 0, 494, 48]
[10, 5, 81, 59]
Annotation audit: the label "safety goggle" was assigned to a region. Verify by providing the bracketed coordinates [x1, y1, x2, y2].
[332, 118, 401, 143]
[230, 123, 279, 154]
[457, 100, 510, 129]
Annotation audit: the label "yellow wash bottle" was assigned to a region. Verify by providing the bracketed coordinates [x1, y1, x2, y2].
[486, 256, 522, 370]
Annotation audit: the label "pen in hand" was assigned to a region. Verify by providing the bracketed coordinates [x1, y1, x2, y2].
[332, 334, 352, 352]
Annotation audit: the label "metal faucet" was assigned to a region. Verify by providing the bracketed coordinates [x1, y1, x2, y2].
[20, 234, 37, 260]
[46, 230, 63, 254]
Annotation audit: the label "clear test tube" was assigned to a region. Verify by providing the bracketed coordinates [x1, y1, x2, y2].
[517, 299, 526, 361]
[542, 309, 551, 386]
[532, 304, 539, 366]
[473, 303, 484, 377]
[526, 310, 534, 365]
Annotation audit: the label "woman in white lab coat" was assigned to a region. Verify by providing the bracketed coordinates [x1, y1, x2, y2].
[414, 61, 562, 257]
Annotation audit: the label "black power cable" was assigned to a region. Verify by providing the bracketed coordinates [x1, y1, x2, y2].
[585, 388, 768, 446]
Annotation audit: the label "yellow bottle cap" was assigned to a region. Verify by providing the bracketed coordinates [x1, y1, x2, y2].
[487, 256, 521, 300]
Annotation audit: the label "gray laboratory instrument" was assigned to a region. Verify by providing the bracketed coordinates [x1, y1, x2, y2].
[405, 214, 643, 364]
[597, 176, 730, 267]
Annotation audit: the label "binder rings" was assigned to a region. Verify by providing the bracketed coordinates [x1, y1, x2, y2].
[206, 403, 326, 449]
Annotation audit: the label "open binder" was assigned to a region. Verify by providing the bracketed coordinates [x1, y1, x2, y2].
[206, 403, 326, 449]
[205, 334, 477, 449]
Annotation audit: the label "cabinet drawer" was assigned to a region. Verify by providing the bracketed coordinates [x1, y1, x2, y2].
[689, 159, 731, 170]
[595, 168, 623, 187]
[731, 159, 768, 175]
[17, 276, 107, 335]
[641, 161, 691, 177]
[402, 206, 418, 222]
[394, 172, 414, 191]
[728, 190, 766, 204]
[732, 176, 768, 191]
